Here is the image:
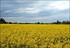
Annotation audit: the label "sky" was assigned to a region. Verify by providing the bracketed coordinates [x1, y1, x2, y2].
[0, 0, 70, 23]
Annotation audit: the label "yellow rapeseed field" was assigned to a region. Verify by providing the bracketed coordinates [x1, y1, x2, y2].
[0, 24, 70, 48]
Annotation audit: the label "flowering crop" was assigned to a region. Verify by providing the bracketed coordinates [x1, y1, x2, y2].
[0, 24, 70, 48]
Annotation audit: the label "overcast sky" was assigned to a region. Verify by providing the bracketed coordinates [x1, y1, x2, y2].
[1, 0, 70, 23]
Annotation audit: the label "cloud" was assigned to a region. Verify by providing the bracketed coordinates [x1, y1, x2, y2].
[48, 1, 69, 10]
[4, 10, 12, 13]
[18, 1, 69, 14]
[14, 1, 50, 14]
[35, 1, 69, 11]
[1, 0, 69, 1]
[2, 9, 69, 23]
[33, 16, 53, 20]
[24, 8, 41, 14]
[2, 1, 69, 14]
[1, 0, 70, 23]
[17, 8, 41, 14]
[32, 9, 69, 21]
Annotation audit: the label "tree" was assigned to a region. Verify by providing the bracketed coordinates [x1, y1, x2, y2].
[56, 20, 61, 24]
[62, 21, 70, 24]
[37, 22, 40, 24]
[0, 18, 6, 23]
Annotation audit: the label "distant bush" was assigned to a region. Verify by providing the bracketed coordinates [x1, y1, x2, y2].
[52, 20, 70, 24]
[0, 18, 70, 24]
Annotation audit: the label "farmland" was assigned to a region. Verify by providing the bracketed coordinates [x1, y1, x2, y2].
[0, 24, 70, 48]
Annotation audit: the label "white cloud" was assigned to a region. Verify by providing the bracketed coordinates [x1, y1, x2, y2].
[32, 9, 69, 20]
[33, 16, 56, 20]
[16, 7, 41, 14]
[48, 1, 69, 10]
[21, 1, 69, 14]
[16, 8, 24, 13]
[4, 1, 69, 14]
[23, 8, 41, 14]
[34, 1, 69, 10]
[16, 1, 49, 14]
[33, 17, 47, 20]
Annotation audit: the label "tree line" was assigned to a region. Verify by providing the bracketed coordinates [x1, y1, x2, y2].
[0, 18, 70, 24]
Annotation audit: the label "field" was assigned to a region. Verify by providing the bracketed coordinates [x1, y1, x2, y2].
[0, 24, 70, 48]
